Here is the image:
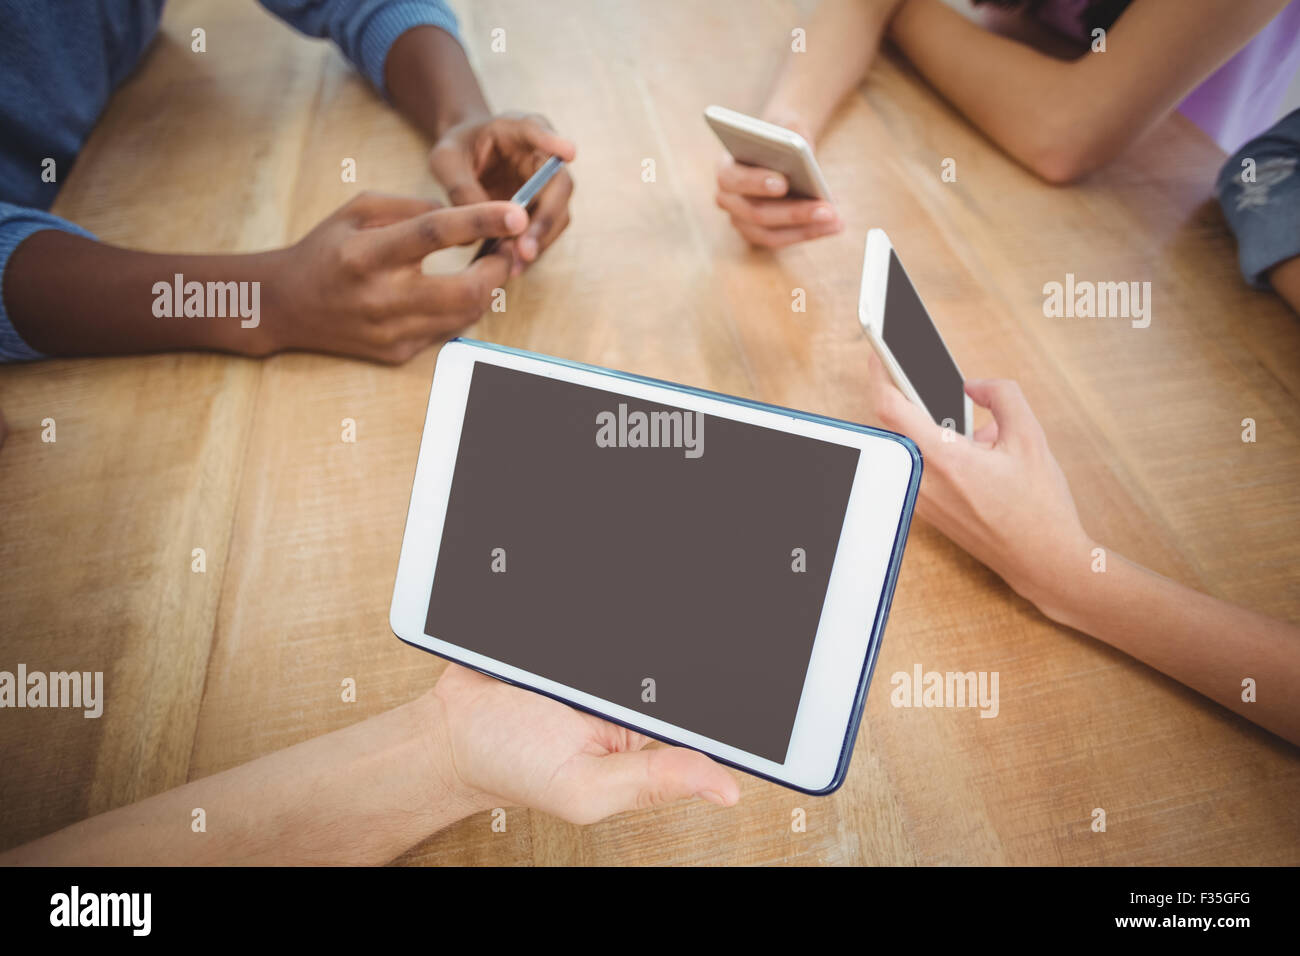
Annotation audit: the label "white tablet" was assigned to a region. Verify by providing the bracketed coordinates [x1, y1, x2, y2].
[390, 339, 921, 794]
[859, 228, 973, 439]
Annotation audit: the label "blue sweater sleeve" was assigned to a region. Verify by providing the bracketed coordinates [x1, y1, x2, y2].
[258, 0, 462, 96]
[0, 203, 96, 362]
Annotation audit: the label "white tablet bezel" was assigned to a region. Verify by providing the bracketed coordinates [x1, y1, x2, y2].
[704, 105, 833, 201]
[858, 228, 974, 439]
[390, 340, 918, 793]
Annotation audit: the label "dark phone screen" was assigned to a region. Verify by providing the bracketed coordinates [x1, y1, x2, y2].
[424, 361, 860, 762]
[881, 250, 966, 430]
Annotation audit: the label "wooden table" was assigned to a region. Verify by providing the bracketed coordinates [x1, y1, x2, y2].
[1, 0, 1297, 865]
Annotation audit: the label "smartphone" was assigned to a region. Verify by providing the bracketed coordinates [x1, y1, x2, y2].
[858, 228, 972, 438]
[471, 155, 566, 262]
[390, 338, 921, 794]
[704, 105, 831, 200]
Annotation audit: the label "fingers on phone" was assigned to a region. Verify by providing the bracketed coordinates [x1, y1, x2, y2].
[372, 202, 529, 264]
[715, 190, 836, 229]
[501, 113, 578, 162]
[413, 255, 509, 322]
[973, 420, 1000, 446]
[343, 191, 442, 227]
[867, 356, 918, 432]
[429, 141, 494, 207]
[368, 256, 511, 363]
[521, 169, 575, 264]
[964, 379, 1043, 450]
[729, 216, 841, 248]
[865, 351, 940, 448]
[716, 157, 789, 197]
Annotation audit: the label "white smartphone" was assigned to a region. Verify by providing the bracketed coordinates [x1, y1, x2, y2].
[859, 228, 973, 438]
[390, 339, 920, 794]
[704, 105, 832, 200]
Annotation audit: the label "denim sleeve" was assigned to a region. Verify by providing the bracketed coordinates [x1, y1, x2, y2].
[258, 0, 462, 96]
[1216, 108, 1300, 289]
[0, 203, 97, 362]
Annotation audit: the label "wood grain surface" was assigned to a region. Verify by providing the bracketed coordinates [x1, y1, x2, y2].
[1, 0, 1297, 865]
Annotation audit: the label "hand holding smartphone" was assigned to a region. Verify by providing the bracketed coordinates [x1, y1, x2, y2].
[472, 155, 566, 262]
[858, 228, 972, 438]
[705, 106, 841, 247]
[705, 105, 831, 199]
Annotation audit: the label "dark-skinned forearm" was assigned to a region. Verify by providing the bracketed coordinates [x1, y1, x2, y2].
[4, 230, 288, 358]
[385, 25, 490, 141]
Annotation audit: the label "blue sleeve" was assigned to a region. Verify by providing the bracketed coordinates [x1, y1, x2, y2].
[0, 203, 96, 362]
[258, 0, 462, 96]
[1216, 108, 1300, 289]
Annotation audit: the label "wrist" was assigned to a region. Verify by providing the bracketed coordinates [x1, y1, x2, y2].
[386, 25, 491, 141]
[411, 690, 495, 822]
[236, 250, 284, 357]
[244, 247, 300, 358]
[431, 107, 492, 144]
[140, 250, 284, 358]
[1024, 534, 1105, 630]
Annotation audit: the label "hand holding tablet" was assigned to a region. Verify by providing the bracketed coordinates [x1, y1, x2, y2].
[391, 339, 921, 793]
[431, 662, 742, 821]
